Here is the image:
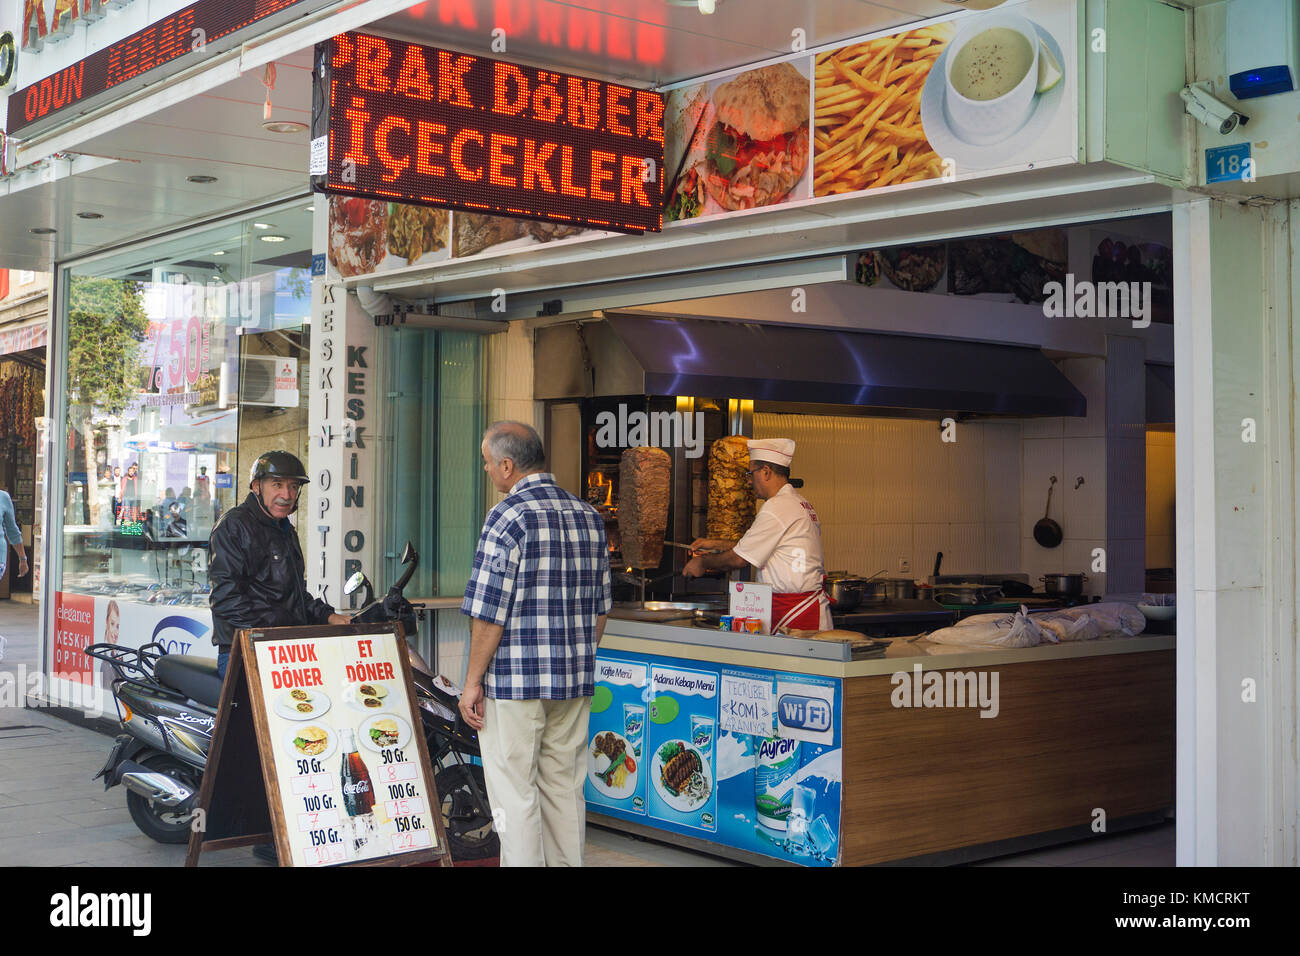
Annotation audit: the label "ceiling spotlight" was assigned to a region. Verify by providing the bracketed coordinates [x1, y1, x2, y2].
[259, 234, 288, 242]
[262, 120, 308, 134]
[213, 250, 226, 256]
[76, 211, 103, 220]
[187, 174, 218, 184]
[698, 0, 715, 12]
[30, 227, 56, 235]
[253, 222, 272, 229]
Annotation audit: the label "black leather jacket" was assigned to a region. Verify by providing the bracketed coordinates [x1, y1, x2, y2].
[208, 493, 334, 647]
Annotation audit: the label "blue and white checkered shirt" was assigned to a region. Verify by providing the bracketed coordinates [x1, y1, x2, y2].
[462, 473, 612, 700]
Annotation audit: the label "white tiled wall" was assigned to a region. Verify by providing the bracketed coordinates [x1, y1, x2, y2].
[1106, 337, 1148, 594]
[1019, 357, 1110, 594]
[754, 414, 1023, 578]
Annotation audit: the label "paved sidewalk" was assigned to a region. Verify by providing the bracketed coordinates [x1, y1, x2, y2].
[0, 601, 729, 866]
[0, 601, 1172, 867]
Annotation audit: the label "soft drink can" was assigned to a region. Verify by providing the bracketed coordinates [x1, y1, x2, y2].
[718, 616, 734, 631]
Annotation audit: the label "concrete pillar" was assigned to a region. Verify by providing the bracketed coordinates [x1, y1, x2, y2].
[1173, 196, 1297, 865]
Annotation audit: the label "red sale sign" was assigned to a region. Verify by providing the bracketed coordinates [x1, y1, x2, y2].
[53, 591, 96, 684]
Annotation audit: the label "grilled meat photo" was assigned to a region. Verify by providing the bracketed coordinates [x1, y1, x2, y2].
[663, 748, 702, 793]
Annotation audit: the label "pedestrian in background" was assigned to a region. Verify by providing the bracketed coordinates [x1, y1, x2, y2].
[460, 421, 611, 866]
[0, 488, 29, 586]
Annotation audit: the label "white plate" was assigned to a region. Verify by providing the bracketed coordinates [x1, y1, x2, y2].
[284, 724, 339, 762]
[274, 688, 332, 722]
[588, 730, 639, 800]
[919, 22, 1066, 172]
[651, 740, 712, 812]
[358, 713, 413, 753]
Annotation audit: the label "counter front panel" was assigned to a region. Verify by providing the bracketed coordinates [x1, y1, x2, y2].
[587, 647, 843, 867]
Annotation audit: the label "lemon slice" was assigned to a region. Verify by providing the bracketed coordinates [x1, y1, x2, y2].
[1037, 40, 1063, 94]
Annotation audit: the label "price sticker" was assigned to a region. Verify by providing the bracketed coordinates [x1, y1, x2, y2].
[391, 829, 433, 852]
[297, 808, 341, 832]
[301, 844, 347, 867]
[385, 797, 426, 818]
[292, 772, 334, 795]
[375, 762, 417, 783]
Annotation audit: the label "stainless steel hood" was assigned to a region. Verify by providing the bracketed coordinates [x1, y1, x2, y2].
[535, 315, 1086, 418]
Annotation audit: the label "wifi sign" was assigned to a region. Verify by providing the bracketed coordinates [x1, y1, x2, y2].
[778, 694, 831, 733]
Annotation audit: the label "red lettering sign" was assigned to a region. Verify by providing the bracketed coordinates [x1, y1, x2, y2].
[53, 591, 96, 684]
[9, 0, 310, 135]
[314, 32, 663, 235]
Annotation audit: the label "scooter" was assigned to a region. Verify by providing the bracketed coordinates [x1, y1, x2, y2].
[86, 542, 498, 859]
[84, 640, 215, 843]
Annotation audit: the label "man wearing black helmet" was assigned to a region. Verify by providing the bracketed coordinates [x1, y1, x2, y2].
[208, 450, 350, 679]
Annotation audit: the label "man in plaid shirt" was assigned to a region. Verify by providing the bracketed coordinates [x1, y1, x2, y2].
[461, 421, 611, 866]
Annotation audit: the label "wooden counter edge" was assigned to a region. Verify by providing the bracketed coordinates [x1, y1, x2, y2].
[600, 627, 1175, 678]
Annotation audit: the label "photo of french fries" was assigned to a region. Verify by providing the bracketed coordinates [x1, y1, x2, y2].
[813, 23, 956, 196]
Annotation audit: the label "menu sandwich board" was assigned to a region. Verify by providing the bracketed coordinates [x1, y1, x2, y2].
[310, 32, 665, 236]
[185, 623, 449, 867]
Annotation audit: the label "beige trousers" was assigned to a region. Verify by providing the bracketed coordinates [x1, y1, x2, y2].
[478, 696, 591, 867]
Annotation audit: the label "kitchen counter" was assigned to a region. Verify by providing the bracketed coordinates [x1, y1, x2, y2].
[598, 614, 1175, 865]
[602, 615, 1175, 677]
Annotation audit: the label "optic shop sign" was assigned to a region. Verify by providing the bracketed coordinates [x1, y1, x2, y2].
[7, 0, 320, 136]
[311, 33, 665, 235]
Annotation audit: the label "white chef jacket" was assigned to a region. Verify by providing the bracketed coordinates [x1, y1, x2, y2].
[732, 483, 832, 629]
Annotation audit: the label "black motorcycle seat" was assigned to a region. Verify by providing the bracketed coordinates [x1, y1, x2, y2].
[155, 654, 224, 707]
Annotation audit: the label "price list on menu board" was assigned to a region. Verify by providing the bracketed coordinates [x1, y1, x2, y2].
[250, 628, 443, 867]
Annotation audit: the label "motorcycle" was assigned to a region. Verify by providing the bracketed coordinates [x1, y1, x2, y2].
[85, 542, 499, 860]
[345, 546, 498, 860]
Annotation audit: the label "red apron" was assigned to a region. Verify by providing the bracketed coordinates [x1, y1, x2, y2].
[772, 590, 829, 631]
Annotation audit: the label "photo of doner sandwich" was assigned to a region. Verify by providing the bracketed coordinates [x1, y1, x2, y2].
[369, 718, 400, 748]
[703, 62, 811, 211]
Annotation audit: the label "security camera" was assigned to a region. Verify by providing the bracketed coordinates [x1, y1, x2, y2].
[1180, 84, 1249, 135]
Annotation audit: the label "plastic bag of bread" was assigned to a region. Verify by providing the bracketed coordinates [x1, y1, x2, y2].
[707, 435, 756, 540]
[1037, 612, 1104, 642]
[924, 607, 1047, 648]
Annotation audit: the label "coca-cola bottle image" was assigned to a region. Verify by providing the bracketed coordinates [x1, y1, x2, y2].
[339, 728, 375, 816]
[339, 728, 376, 858]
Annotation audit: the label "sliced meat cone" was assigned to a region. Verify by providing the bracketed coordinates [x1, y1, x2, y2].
[618, 447, 672, 569]
[707, 435, 756, 540]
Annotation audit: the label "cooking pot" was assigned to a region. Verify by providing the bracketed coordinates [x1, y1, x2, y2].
[824, 576, 868, 612]
[881, 578, 917, 600]
[1041, 572, 1088, 596]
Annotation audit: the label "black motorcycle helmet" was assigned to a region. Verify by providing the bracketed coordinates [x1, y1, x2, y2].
[249, 450, 310, 516]
[249, 450, 310, 486]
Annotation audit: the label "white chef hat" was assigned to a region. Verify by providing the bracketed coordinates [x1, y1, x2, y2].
[747, 438, 795, 468]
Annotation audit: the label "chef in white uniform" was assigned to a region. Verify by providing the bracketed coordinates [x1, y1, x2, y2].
[683, 438, 833, 632]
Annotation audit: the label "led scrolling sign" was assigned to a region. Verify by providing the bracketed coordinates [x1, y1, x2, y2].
[313, 33, 665, 235]
[8, 0, 315, 135]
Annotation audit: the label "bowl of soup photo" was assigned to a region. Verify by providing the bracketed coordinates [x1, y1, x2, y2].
[943, 13, 1040, 146]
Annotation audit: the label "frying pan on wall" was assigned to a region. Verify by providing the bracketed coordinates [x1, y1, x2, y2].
[1034, 476, 1063, 548]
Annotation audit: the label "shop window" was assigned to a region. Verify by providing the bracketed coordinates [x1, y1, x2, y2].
[56, 204, 312, 621]
[380, 327, 484, 598]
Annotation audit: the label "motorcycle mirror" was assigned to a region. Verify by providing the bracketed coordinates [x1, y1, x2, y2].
[344, 571, 367, 596]
[399, 541, 415, 564]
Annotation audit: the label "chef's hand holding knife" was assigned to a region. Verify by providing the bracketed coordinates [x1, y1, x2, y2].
[682, 538, 746, 578]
